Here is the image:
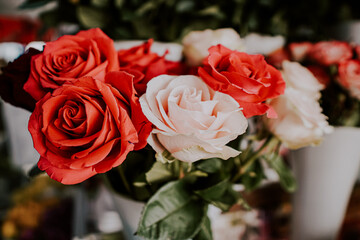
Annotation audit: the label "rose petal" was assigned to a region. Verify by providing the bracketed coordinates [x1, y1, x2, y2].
[38, 157, 97, 185]
[171, 145, 240, 162]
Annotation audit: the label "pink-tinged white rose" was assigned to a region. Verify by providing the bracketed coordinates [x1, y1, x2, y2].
[265, 61, 332, 149]
[337, 59, 360, 100]
[182, 28, 245, 66]
[243, 33, 285, 55]
[308, 41, 353, 66]
[140, 75, 248, 162]
[288, 42, 313, 62]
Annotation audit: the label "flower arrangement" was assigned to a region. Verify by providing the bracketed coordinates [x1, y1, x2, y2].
[266, 40, 360, 128]
[0, 27, 336, 239]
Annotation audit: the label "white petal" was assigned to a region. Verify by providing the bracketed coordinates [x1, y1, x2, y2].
[282, 61, 324, 94]
[172, 145, 241, 162]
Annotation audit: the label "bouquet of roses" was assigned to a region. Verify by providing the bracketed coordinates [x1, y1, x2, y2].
[266, 40, 360, 129]
[0, 27, 328, 239]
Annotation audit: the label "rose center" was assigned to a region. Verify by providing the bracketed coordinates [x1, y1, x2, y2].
[57, 100, 86, 134]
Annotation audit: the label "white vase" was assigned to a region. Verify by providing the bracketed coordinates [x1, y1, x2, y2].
[110, 193, 145, 240]
[1, 102, 39, 171]
[290, 127, 360, 240]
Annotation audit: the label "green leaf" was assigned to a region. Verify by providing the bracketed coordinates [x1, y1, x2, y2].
[193, 215, 213, 240]
[195, 179, 238, 211]
[241, 160, 266, 191]
[145, 161, 173, 184]
[195, 178, 229, 200]
[18, 0, 53, 9]
[194, 158, 222, 174]
[207, 186, 239, 211]
[266, 154, 297, 192]
[137, 180, 206, 240]
[138, 180, 192, 228]
[77, 5, 110, 28]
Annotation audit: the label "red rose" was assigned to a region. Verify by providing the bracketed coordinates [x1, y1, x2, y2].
[0, 48, 40, 111]
[306, 65, 331, 87]
[24, 28, 119, 101]
[28, 71, 152, 184]
[118, 39, 185, 94]
[198, 45, 285, 118]
[336, 59, 360, 100]
[308, 41, 353, 66]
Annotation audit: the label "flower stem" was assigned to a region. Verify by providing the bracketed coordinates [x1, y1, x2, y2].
[117, 165, 132, 195]
[231, 135, 276, 183]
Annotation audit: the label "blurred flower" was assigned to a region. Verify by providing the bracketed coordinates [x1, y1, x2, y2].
[337, 59, 360, 100]
[265, 61, 332, 149]
[182, 28, 245, 66]
[243, 33, 285, 55]
[2, 221, 17, 239]
[308, 41, 353, 66]
[288, 42, 313, 62]
[0, 47, 39, 111]
[281, 61, 324, 97]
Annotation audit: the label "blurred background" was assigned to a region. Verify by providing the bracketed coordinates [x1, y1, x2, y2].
[1, 0, 360, 239]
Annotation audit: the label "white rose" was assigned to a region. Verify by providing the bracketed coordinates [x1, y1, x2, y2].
[140, 75, 248, 162]
[266, 62, 333, 149]
[182, 28, 245, 66]
[243, 33, 285, 55]
[282, 61, 324, 97]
